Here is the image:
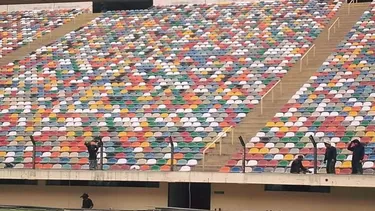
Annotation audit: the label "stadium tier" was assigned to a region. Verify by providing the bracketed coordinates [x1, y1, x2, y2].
[222, 2, 375, 174]
[0, 0, 341, 171]
[0, 9, 87, 58]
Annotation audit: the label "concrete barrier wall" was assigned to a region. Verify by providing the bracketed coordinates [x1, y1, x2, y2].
[211, 184, 375, 211]
[154, 0, 275, 6]
[0, 182, 168, 210]
[0, 1, 92, 12]
[0, 169, 374, 188]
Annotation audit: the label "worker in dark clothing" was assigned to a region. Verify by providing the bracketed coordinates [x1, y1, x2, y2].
[85, 137, 103, 170]
[347, 139, 365, 174]
[81, 193, 94, 209]
[290, 155, 311, 174]
[324, 140, 337, 174]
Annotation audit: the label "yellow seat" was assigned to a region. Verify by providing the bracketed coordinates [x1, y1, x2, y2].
[308, 94, 317, 99]
[365, 131, 375, 137]
[141, 142, 150, 148]
[279, 126, 289, 132]
[61, 147, 70, 152]
[275, 122, 284, 127]
[118, 132, 127, 137]
[25, 127, 34, 132]
[166, 159, 177, 165]
[206, 143, 216, 148]
[341, 161, 351, 168]
[140, 122, 149, 127]
[349, 111, 357, 116]
[343, 106, 352, 112]
[67, 131, 75, 137]
[144, 132, 153, 137]
[0, 152, 6, 157]
[15, 136, 24, 141]
[259, 148, 269, 154]
[160, 113, 168, 118]
[57, 118, 65, 123]
[266, 122, 275, 127]
[284, 154, 294, 160]
[83, 132, 92, 137]
[249, 148, 259, 154]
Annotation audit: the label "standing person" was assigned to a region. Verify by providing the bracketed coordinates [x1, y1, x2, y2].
[347, 139, 365, 174]
[324, 140, 337, 174]
[81, 193, 94, 209]
[85, 137, 103, 170]
[290, 155, 311, 174]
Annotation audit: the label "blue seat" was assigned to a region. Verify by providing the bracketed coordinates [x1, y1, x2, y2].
[230, 167, 242, 173]
[252, 167, 264, 173]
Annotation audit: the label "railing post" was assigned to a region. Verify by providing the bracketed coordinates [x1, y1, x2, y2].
[260, 98, 263, 115]
[30, 136, 36, 169]
[169, 136, 174, 171]
[271, 89, 274, 102]
[219, 137, 222, 155]
[300, 58, 303, 72]
[306, 54, 309, 65]
[231, 128, 234, 145]
[239, 136, 246, 173]
[313, 45, 316, 57]
[309, 135, 318, 174]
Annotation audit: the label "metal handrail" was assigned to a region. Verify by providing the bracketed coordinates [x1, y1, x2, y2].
[299, 44, 316, 72]
[260, 80, 282, 115]
[202, 126, 233, 170]
[328, 17, 340, 41]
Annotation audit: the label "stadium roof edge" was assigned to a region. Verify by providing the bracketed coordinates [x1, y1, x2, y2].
[0, 169, 372, 187]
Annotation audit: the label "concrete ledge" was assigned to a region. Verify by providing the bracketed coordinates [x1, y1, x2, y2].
[0, 169, 373, 187]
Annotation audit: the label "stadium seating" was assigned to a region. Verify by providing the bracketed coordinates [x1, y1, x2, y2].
[223, 2, 375, 174]
[0, 0, 340, 171]
[0, 9, 86, 58]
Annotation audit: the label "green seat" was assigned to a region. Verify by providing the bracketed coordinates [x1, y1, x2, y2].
[313, 121, 321, 126]
[295, 132, 304, 138]
[260, 127, 270, 132]
[177, 159, 187, 166]
[345, 131, 355, 137]
[295, 142, 305, 149]
[184, 153, 194, 159]
[156, 159, 166, 165]
[278, 160, 289, 167]
[151, 165, 160, 171]
[336, 154, 346, 161]
[151, 142, 159, 148]
[196, 142, 205, 148]
[290, 137, 299, 143]
[341, 137, 351, 143]
[281, 137, 290, 142]
[280, 117, 289, 122]
[177, 142, 187, 148]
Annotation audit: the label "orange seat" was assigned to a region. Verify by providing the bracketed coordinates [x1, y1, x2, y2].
[219, 167, 230, 173]
[160, 165, 170, 172]
[140, 165, 150, 171]
[78, 158, 88, 164]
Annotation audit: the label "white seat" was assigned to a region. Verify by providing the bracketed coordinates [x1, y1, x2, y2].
[247, 160, 257, 166]
[187, 159, 198, 166]
[179, 166, 191, 172]
[147, 159, 157, 165]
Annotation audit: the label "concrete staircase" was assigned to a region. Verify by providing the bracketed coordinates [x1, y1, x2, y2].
[0, 13, 101, 67]
[195, 2, 371, 172]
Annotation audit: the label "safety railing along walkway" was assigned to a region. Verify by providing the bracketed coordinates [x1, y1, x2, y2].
[202, 126, 234, 170]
